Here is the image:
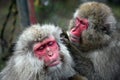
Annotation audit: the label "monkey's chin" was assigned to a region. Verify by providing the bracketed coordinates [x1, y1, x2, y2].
[48, 62, 62, 72]
[69, 33, 80, 42]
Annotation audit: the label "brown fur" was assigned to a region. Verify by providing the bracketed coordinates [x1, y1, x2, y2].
[67, 2, 120, 80]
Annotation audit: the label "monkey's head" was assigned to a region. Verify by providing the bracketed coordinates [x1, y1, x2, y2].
[68, 2, 116, 51]
[13, 24, 75, 80]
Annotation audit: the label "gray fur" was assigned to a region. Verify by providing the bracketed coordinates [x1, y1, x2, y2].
[0, 24, 75, 80]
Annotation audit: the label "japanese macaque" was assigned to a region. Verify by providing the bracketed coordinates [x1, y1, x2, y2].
[66, 1, 120, 80]
[0, 24, 87, 80]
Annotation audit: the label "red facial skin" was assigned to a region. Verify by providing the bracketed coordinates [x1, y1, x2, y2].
[70, 17, 88, 42]
[33, 36, 61, 67]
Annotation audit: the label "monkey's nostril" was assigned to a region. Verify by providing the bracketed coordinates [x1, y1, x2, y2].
[47, 52, 53, 57]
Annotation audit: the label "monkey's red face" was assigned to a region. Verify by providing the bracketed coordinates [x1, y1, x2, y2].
[70, 17, 88, 43]
[33, 36, 61, 67]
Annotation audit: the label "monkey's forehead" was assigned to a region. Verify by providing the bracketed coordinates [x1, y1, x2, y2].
[19, 24, 62, 42]
[22, 26, 47, 40]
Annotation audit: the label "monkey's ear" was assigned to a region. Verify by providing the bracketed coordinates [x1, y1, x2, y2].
[103, 24, 112, 34]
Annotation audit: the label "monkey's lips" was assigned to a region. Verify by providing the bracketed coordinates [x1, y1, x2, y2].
[70, 33, 80, 43]
[47, 59, 61, 67]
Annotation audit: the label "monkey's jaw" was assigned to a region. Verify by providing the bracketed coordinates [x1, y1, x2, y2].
[69, 33, 80, 43]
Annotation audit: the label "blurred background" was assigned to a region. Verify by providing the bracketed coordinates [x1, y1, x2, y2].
[0, 0, 120, 71]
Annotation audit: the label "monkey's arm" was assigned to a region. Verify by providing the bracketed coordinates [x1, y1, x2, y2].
[68, 43, 104, 80]
[60, 32, 103, 80]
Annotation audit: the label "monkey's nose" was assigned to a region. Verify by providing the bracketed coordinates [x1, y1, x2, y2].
[47, 52, 53, 57]
[46, 47, 53, 56]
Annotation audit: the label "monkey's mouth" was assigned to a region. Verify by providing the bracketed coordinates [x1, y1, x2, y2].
[46, 58, 61, 67]
[48, 59, 61, 67]
[70, 33, 80, 43]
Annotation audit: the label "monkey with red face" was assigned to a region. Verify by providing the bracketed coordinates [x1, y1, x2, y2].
[0, 24, 87, 80]
[66, 1, 120, 80]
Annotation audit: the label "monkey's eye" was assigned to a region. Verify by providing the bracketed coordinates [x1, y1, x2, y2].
[47, 41, 54, 46]
[100, 26, 109, 33]
[38, 45, 46, 51]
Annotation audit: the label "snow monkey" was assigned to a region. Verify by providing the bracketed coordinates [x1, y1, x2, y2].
[0, 24, 87, 80]
[66, 1, 120, 80]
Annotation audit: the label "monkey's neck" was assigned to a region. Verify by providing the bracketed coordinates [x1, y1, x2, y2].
[85, 36, 120, 61]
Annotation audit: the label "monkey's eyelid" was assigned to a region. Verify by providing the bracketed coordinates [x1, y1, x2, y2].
[47, 41, 55, 46]
[38, 45, 46, 50]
